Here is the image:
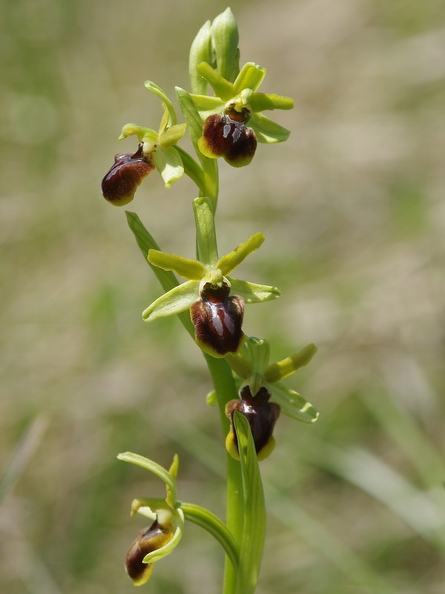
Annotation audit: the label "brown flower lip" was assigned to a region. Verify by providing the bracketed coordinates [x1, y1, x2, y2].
[125, 520, 173, 586]
[199, 113, 257, 168]
[190, 283, 245, 357]
[101, 144, 154, 206]
[226, 385, 280, 458]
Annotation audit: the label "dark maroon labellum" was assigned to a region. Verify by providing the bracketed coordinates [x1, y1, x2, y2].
[125, 520, 172, 585]
[199, 114, 257, 168]
[190, 284, 244, 357]
[226, 386, 280, 458]
[101, 144, 154, 206]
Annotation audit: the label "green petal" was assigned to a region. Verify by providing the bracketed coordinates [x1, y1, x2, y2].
[250, 93, 294, 112]
[159, 123, 187, 148]
[234, 62, 266, 94]
[148, 249, 206, 280]
[250, 112, 291, 143]
[119, 123, 157, 144]
[217, 232, 265, 275]
[264, 343, 317, 383]
[142, 281, 199, 322]
[229, 278, 281, 303]
[196, 62, 235, 101]
[269, 382, 319, 423]
[153, 146, 184, 188]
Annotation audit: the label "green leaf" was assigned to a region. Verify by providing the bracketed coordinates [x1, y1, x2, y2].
[233, 412, 266, 594]
[142, 281, 198, 322]
[148, 249, 206, 280]
[229, 278, 281, 303]
[217, 232, 265, 275]
[270, 382, 319, 423]
[250, 112, 291, 143]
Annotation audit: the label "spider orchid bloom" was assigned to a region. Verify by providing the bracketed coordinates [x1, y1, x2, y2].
[190, 61, 294, 167]
[142, 197, 281, 358]
[120, 454, 185, 587]
[101, 82, 186, 205]
[224, 338, 319, 459]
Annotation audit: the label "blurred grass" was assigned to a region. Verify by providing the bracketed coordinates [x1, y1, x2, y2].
[1, 0, 445, 593]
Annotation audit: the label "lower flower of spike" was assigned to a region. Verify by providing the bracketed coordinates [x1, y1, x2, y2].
[125, 519, 174, 586]
[226, 385, 280, 461]
[101, 144, 154, 206]
[190, 283, 245, 358]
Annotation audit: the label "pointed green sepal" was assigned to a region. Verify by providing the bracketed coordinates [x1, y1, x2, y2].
[264, 343, 317, 383]
[217, 232, 265, 275]
[142, 281, 199, 322]
[144, 81, 177, 127]
[250, 93, 294, 112]
[251, 112, 291, 143]
[148, 249, 206, 280]
[269, 382, 319, 423]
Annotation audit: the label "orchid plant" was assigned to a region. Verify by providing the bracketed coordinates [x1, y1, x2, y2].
[100, 9, 319, 593]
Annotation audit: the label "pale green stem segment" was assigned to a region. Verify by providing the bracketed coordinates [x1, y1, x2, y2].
[179, 502, 240, 570]
[193, 197, 219, 266]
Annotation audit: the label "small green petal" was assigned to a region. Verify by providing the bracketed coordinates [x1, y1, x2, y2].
[250, 93, 294, 112]
[159, 123, 187, 148]
[142, 281, 199, 322]
[250, 112, 291, 143]
[217, 232, 265, 275]
[234, 62, 267, 94]
[196, 62, 235, 101]
[229, 278, 281, 303]
[148, 249, 206, 280]
[264, 343, 317, 383]
[119, 123, 158, 144]
[153, 146, 184, 188]
[269, 382, 319, 423]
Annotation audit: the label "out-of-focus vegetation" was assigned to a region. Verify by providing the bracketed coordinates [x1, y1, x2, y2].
[1, 1, 445, 593]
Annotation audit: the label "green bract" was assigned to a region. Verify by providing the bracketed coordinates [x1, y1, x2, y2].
[142, 197, 280, 338]
[119, 82, 186, 188]
[191, 61, 294, 144]
[226, 337, 319, 423]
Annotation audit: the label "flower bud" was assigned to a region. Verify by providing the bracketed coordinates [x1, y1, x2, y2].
[226, 386, 280, 461]
[125, 520, 174, 586]
[198, 113, 257, 168]
[101, 144, 154, 206]
[190, 283, 244, 357]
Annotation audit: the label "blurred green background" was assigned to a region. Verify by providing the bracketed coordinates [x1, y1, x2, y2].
[1, 0, 445, 592]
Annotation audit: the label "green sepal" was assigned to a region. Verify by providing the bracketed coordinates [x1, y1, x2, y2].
[153, 146, 184, 188]
[211, 7, 240, 83]
[189, 20, 212, 95]
[264, 343, 317, 383]
[197, 62, 235, 101]
[217, 232, 265, 275]
[233, 412, 266, 594]
[144, 81, 177, 126]
[251, 112, 291, 143]
[270, 382, 319, 423]
[117, 452, 177, 501]
[250, 93, 294, 112]
[234, 62, 267, 94]
[142, 281, 199, 322]
[229, 278, 281, 303]
[148, 249, 206, 280]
